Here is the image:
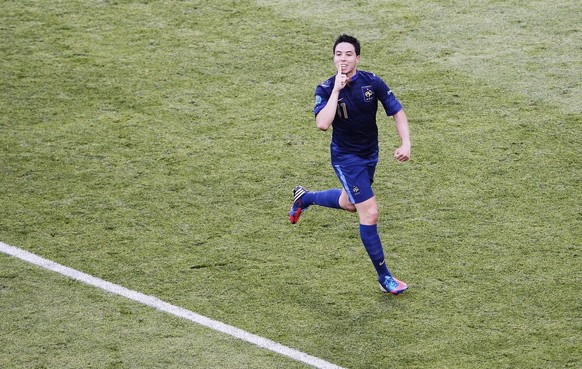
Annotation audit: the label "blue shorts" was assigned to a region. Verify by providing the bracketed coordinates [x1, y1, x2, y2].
[332, 162, 376, 204]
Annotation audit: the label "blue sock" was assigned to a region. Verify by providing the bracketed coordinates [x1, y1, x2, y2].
[359, 224, 391, 278]
[302, 189, 341, 209]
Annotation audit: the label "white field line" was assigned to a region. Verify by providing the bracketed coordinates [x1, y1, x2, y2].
[0, 241, 345, 369]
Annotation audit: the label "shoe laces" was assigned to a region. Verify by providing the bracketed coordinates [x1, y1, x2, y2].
[382, 276, 398, 289]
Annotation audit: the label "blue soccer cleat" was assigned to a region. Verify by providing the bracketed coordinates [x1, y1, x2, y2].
[289, 186, 308, 224]
[379, 275, 408, 295]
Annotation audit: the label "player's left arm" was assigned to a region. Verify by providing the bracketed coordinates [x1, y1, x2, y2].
[393, 109, 411, 162]
[374, 76, 411, 161]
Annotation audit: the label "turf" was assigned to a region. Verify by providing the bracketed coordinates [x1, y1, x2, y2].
[1, 1, 580, 368]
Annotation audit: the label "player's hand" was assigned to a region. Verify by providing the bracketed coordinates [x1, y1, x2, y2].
[394, 144, 411, 162]
[334, 62, 349, 91]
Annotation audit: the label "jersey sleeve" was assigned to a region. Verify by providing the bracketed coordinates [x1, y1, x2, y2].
[375, 77, 402, 116]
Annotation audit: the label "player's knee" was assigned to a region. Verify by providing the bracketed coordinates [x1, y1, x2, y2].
[365, 210, 379, 224]
[345, 203, 357, 213]
[359, 206, 379, 224]
[339, 192, 357, 212]
[340, 200, 357, 212]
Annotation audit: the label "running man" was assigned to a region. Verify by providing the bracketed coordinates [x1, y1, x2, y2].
[289, 34, 411, 295]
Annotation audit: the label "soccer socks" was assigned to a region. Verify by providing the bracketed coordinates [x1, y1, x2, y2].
[359, 224, 391, 278]
[302, 188, 342, 209]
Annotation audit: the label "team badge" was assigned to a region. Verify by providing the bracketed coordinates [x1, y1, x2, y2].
[314, 95, 323, 108]
[361, 86, 374, 102]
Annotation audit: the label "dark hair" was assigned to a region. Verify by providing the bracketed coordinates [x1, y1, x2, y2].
[333, 34, 361, 56]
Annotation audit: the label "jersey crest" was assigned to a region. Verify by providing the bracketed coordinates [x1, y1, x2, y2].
[361, 86, 374, 102]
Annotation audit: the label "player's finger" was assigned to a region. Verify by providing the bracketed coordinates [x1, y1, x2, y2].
[336, 61, 342, 74]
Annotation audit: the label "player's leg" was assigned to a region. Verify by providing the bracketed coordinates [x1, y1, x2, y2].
[354, 196, 391, 278]
[356, 198, 408, 295]
[288, 186, 344, 224]
[342, 164, 408, 295]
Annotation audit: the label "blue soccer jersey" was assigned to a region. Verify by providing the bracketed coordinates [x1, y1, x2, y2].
[314, 70, 402, 163]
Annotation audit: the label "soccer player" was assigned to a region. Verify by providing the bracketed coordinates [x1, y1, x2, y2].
[289, 34, 411, 295]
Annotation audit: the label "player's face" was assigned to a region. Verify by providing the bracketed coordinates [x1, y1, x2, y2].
[334, 42, 360, 77]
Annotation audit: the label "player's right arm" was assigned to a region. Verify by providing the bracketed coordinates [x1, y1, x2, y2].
[315, 63, 347, 131]
[315, 91, 339, 131]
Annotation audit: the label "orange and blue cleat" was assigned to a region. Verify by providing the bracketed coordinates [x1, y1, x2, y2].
[379, 275, 408, 295]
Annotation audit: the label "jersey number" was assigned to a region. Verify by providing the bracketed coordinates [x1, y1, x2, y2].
[337, 102, 348, 119]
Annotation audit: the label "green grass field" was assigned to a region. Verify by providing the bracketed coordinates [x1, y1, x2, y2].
[1, 1, 580, 368]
